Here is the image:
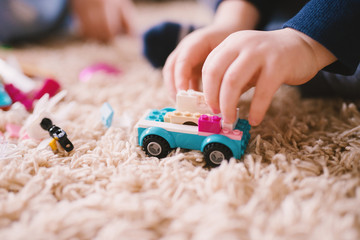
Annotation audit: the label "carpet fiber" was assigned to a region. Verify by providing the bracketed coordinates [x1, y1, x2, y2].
[0, 2, 359, 239]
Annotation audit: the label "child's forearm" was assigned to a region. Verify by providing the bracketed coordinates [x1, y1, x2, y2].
[289, 29, 337, 71]
[213, 0, 259, 31]
[283, 0, 359, 75]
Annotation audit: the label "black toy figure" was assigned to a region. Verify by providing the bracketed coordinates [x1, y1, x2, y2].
[40, 118, 74, 152]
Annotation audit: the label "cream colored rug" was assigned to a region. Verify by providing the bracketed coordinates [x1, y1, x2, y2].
[0, 1, 359, 239]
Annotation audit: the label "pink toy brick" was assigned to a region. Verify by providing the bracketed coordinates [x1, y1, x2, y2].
[220, 128, 243, 141]
[198, 115, 222, 134]
[4, 84, 33, 111]
[6, 124, 21, 138]
[33, 78, 61, 100]
[20, 133, 30, 140]
[198, 126, 244, 141]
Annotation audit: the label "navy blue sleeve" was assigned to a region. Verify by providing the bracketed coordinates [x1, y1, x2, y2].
[283, 0, 360, 75]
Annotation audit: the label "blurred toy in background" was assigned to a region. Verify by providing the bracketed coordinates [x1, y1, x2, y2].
[33, 78, 61, 100]
[40, 117, 73, 152]
[0, 83, 12, 108]
[79, 62, 122, 82]
[100, 102, 114, 128]
[5, 123, 22, 139]
[0, 58, 36, 93]
[0, 57, 61, 112]
[136, 89, 251, 168]
[4, 84, 33, 111]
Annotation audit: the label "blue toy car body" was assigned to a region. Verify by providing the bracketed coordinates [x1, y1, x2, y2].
[136, 107, 251, 167]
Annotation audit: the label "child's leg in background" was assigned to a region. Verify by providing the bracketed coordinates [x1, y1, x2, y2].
[0, 0, 69, 44]
[197, 0, 222, 11]
[142, 0, 221, 68]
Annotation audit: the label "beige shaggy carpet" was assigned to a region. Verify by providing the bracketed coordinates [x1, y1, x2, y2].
[0, 1, 360, 239]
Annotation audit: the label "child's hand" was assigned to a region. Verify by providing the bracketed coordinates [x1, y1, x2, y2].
[163, 0, 259, 98]
[163, 26, 234, 98]
[202, 28, 337, 126]
[71, 0, 135, 41]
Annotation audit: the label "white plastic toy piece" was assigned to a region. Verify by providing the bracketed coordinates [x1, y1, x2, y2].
[221, 108, 240, 131]
[100, 102, 114, 128]
[21, 90, 67, 140]
[6, 55, 22, 72]
[164, 111, 202, 125]
[37, 138, 54, 151]
[176, 90, 239, 130]
[176, 90, 212, 114]
[0, 58, 36, 93]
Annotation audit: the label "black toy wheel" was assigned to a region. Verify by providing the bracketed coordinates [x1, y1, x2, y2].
[203, 143, 233, 167]
[142, 135, 171, 158]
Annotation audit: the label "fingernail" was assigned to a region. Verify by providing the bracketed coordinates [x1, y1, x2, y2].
[249, 116, 259, 126]
[212, 108, 220, 114]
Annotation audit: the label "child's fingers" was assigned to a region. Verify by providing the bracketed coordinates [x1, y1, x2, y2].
[72, 2, 93, 38]
[189, 65, 202, 91]
[163, 50, 178, 98]
[248, 70, 282, 126]
[202, 46, 238, 114]
[118, 0, 137, 35]
[104, 3, 121, 37]
[81, 5, 111, 40]
[219, 54, 260, 123]
[82, 11, 99, 39]
[174, 42, 208, 91]
[174, 44, 203, 91]
[174, 52, 191, 91]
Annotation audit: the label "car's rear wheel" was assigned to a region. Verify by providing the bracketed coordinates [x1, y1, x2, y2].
[143, 135, 171, 158]
[203, 143, 233, 167]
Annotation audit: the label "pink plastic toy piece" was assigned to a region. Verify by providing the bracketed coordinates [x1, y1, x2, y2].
[79, 63, 122, 82]
[33, 78, 61, 100]
[220, 128, 243, 141]
[6, 123, 21, 138]
[198, 115, 222, 134]
[4, 84, 33, 111]
[20, 133, 30, 140]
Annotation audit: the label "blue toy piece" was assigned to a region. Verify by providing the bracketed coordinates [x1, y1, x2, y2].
[136, 107, 251, 168]
[0, 84, 12, 108]
[100, 102, 114, 128]
[145, 108, 175, 122]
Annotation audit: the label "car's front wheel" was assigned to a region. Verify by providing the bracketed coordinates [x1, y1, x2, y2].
[142, 135, 171, 158]
[203, 143, 233, 167]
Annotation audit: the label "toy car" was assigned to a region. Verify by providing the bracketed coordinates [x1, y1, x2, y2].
[136, 90, 250, 167]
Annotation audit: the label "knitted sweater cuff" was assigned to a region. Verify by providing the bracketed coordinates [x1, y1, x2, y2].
[283, 0, 360, 75]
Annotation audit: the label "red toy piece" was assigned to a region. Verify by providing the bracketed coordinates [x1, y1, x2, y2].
[4, 84, 33, 111]
[33, 78, 61, 100]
